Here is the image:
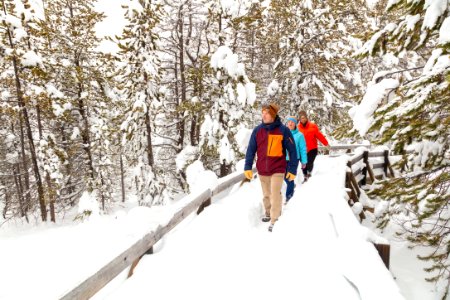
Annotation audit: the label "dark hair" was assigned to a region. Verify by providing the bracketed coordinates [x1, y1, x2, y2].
[298, 110, 307, 118]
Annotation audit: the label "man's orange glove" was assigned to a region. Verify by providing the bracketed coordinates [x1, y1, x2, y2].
[244, 170, 253, 180]
[285, 172, 296, 181]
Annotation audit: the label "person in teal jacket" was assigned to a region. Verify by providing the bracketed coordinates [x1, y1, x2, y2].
[285, 116, 307, 202]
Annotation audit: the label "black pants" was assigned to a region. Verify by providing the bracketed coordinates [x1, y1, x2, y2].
[302, 148, 318, 176]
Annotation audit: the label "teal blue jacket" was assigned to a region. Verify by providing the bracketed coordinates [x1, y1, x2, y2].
[287, 128, 307, 165]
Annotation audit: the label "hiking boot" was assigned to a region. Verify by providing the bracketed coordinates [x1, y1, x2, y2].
[285, 195, 292, 205]
[268, 224, 274, 232]
[261, 215, 271, 222]
[303, 173, 311, 183]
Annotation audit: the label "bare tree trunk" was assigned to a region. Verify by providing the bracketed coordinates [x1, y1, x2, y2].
[120, 153, 125, 203]
[177, 7, 186, 149]
[144, 110, 154, 167]
[77, 95, 95, 183]
[2, 182, 8, 219]
[190, 75, 197, 146]
[60, 125, 75, 204]
[13, 164, 28, 222]
[36, 105, 56, 222]
[18, 118, 31, 214]
[4, 19, 47, 221]
[68, 2, 95, 185]
[100, 172, 105, 210]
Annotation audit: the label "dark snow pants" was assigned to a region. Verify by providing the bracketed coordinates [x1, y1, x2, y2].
[302, 148, 318, 176]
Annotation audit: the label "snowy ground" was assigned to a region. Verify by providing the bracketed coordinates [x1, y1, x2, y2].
[0, 156, 440, 300]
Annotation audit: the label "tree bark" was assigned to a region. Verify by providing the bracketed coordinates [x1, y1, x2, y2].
[5, 20, 47, 221]
[13, 164, 28, 221]
[144, 110, 154, 167]
[77, 94, 95, 183]
[177, 6, 186, 149]
[60, 125, 75, 205]
[36, 105, 56, 222]
[18, 118, 31, 214]
[120, 153, 125, 203]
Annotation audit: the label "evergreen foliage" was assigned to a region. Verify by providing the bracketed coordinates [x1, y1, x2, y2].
[358, 0, 449, 295]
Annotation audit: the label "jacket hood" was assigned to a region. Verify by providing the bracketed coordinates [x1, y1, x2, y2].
[290, 128, 299, 134]
[261, 115, 281, 130]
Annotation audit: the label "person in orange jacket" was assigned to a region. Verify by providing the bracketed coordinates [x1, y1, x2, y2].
[297, 110, 329, 182]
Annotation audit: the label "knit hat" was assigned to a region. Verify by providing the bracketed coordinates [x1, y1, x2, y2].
[262, 103, 279, 119]
[299, 110, 308, 118]
[286, 116, 298, 125]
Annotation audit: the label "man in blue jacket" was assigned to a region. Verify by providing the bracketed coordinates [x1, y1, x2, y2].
[244, 103, 299, 232]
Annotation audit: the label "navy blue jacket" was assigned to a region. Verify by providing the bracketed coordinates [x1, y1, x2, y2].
[244, 116, 298, 176]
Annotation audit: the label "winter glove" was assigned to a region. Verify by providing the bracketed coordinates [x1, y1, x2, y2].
[301, 164, 306, 169]
[285, 172, 296, 181]
[244, 170, 253, 180]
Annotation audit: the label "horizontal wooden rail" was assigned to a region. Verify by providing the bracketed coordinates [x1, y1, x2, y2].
[350, 153, 364, 165]
[60, 168, 254, 300]
[368, 151, 385, 158]
[326, 144, 370, 150]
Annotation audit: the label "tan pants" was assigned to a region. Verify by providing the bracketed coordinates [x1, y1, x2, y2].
[259, 173, 284, 224]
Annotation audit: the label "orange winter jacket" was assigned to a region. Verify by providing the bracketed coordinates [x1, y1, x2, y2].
[297, 121, 329, 152]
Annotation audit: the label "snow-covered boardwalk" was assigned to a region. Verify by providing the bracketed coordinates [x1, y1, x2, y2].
[105, 156, 403, 300]
[0, 156, 404, 300]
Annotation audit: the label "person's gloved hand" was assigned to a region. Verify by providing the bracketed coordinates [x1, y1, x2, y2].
[244, 170, 253, 180]
[285, 172, 296, 181]
[301, 164, 306, 169]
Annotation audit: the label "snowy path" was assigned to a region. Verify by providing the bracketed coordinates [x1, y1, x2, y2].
[0, 156, 404, 300]
[103, 156, 404, 300]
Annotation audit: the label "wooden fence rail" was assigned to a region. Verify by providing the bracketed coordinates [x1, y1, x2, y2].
[60, 169, 255, 300]
[344, 148, 413, 270]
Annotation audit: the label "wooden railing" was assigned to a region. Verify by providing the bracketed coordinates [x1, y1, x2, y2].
[60, 168, 255, 300]
[344, 148, 413, 269]
[346, 150, 394, 217]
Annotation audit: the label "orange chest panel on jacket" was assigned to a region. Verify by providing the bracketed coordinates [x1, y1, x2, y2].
[267, 134, 283, 157]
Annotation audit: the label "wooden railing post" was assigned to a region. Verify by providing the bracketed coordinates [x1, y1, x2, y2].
[383, 150, 389, 177]
[346, 161, 361, 197]
[362, 150, 375, 185]
[361, 151, 368, 186]
[197, 198, 211, 214]
[373, 243, 390, 269]
[345, 160, 365, 221]
[383, 150, 395, 177]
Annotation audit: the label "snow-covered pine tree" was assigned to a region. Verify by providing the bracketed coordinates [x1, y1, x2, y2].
[117, 0, 166, 206]
[200, 44, 256, 176]
[192, 1, 256, 177]
[259, 0, 372, 132]
[36, 0, 118, 212]
[153, 0, 206, 191]
[1, 0, 48, 221]
[356, 0, 449, 296]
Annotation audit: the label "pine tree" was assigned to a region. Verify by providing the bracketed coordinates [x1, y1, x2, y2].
[36, 0, 118, 212]
[251, 0, 370, 131]
[357, 1, 449, 296]
[117, 0, 166, 206]
[1, 0, 48, 221]
[199, 44, 256, 176]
